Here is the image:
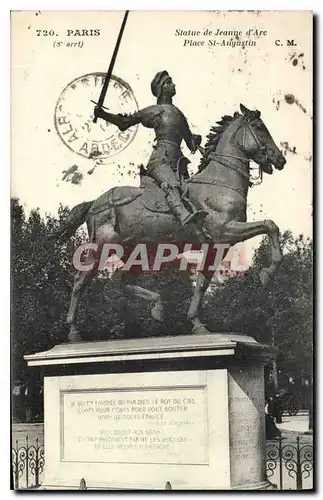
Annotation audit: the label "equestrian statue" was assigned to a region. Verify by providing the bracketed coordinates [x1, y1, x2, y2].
[51, 69, 286, 342]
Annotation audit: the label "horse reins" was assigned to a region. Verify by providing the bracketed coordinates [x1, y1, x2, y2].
[208, 153, 250, 181]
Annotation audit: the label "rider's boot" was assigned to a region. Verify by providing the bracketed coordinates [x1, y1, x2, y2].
[166, 187, 208, 230]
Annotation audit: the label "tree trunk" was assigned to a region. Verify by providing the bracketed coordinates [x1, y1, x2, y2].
[271, 325, 279, 390]
[272, 359, 279, 390]
[309, 385, 313, 430]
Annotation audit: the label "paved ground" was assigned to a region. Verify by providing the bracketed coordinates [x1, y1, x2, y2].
[276, 412, 313, 445]
[12, 423, 44, 448]
[277, 411, 310, 433]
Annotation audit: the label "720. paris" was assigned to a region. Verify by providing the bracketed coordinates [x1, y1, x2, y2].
[36, 29, 101, 36]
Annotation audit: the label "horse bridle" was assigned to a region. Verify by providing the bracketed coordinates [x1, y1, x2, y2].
[243, 116, 269, 164]
[204, 116, 268, 183]
[190, 116, 268, 195]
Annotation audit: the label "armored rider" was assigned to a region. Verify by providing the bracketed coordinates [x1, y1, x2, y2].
[94, 70, 208, 230]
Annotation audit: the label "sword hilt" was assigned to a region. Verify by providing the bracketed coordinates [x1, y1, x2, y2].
[91, 100, 109, 124]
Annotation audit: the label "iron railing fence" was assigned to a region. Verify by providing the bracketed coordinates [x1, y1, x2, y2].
[12, 436, 44, 489]
[266, 436, 313, 490]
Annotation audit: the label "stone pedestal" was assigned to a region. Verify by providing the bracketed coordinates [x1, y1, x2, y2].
[24, 333, 275, 490]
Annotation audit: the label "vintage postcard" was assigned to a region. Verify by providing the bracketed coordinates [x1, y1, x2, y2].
[11, 10, 313, 490]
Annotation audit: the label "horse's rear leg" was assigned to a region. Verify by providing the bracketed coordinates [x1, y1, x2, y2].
[187, 273, 212, 334]
[66, 217, 100, 342]
[187, 244, 229, 334]
[67, 269, 94, 342]
[222, 219, 282, 287]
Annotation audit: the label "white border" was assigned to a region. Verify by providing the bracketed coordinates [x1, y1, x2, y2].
[4, 2, 319, 499]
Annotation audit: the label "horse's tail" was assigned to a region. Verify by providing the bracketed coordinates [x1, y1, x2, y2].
[48, 201, 94, 242]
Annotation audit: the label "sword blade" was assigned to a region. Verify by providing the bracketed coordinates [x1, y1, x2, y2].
[93, 10, 129, 123]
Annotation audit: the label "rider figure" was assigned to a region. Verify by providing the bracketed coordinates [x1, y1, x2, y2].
[94, 70, 208, 230]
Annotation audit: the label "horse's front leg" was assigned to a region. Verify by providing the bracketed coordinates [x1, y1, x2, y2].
[187, 272, 212, 334]
[66, 270, 94, 342]
[222, 219, 282, 287]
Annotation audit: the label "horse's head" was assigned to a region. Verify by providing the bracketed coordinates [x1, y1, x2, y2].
[238, 104, 286, 174]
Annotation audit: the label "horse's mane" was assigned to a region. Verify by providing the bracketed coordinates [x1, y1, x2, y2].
[198, 111, 241, 171]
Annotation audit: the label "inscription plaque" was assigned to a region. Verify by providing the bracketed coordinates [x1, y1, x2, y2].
[61, 387, 208, 465]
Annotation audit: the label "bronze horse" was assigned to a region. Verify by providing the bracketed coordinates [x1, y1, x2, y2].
[52, 104, 286, 342]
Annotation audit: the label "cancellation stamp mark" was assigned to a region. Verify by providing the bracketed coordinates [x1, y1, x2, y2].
[54, 72, 139, 159]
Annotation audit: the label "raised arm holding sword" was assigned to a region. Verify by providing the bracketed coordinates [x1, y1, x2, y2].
[93, 11, 209, 231]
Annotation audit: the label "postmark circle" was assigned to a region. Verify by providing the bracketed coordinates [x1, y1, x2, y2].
[54, 72, 139, 159]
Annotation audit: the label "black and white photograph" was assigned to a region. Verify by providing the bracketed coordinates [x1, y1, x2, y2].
[10, 9, 313, 490]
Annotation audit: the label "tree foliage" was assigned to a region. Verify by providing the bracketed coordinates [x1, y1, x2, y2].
[11, 199, 193, 386]
[202, 231, 313, 382]
[11, 198, 312, 401]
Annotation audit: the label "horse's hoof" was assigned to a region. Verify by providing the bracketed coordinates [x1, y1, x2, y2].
[192, 324, 210, 335]
[259, 268, 271, 288]
[68, 330, 83, 343]
[151, 304, 165, 322]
